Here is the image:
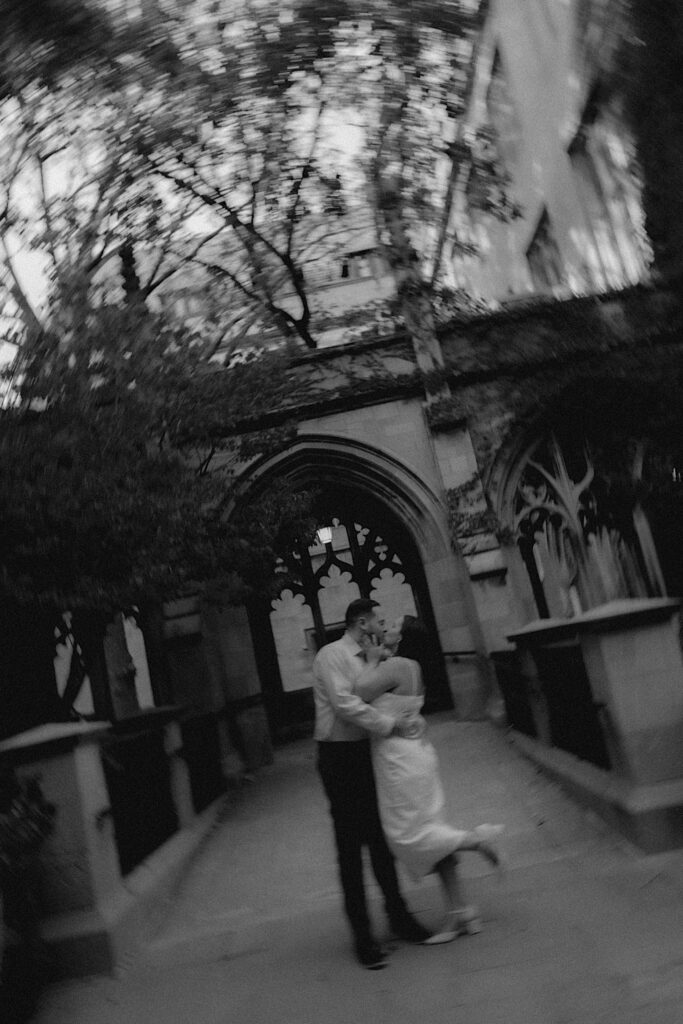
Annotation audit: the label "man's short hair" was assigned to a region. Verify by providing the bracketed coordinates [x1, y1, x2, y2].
[345, 598, 380, 628]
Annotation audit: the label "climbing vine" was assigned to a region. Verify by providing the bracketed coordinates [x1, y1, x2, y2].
[445, 478, 500, 544]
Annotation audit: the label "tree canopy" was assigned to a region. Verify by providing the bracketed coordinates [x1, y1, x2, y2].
[0, 293, 316, 610]
[2, 0, 501, 353]
[0, 0, 508, 609]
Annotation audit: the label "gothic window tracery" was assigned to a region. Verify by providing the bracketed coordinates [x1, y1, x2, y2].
[268, 512, 422, 693]
[510, 436, 661, 618]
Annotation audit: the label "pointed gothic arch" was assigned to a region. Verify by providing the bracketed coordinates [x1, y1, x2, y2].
[232, 434, 473, 736]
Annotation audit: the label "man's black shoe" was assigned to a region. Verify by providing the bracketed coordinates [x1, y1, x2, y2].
[355, 941, 389, 970]
[388, 913, 431, 943]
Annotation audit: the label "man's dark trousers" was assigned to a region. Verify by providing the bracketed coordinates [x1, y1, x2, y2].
[317, 738, 409, 946]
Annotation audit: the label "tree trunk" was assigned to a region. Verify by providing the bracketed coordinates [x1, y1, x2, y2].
[120, 240, 145, 307]
[375, 172, 450, 403]
[0, 602, 63, 740]
[70, 610, 113, 721]
[137, 601, 172, 706]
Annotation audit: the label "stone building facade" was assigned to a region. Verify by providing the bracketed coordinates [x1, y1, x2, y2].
[109, 0, 683, 746]
[6, 1, 683, 976]
[448, 0, 651, 302]
[202, 0, 683, 739]
[209, 279, 682, 739]
[4, 0, 683, 743]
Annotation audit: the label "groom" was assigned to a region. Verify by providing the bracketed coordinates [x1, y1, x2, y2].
[313, 598, 431, 969]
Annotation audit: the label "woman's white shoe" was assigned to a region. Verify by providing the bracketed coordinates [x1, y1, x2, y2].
[423, 907, 483, 945]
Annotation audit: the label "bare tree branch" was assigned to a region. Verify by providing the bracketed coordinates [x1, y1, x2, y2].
[36, 153, 60, 274]
[286, 95, 326, 259]
[145, 153, 316, 346]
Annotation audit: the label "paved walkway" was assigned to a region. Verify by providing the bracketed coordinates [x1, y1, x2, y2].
[31, 717, 683, 1024]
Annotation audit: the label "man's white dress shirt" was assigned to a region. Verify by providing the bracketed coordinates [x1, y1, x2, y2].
[313, 632, 396, 741]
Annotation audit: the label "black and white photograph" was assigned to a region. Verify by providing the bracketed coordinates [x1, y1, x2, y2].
[1, 2, 683, 1021]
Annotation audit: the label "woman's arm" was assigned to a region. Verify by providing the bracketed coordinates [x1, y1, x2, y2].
[355, 655, 400, 703]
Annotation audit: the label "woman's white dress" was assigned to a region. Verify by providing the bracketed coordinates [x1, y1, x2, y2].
[371, 659, 469, 880]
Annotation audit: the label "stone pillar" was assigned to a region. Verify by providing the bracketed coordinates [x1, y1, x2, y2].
[508, 598, 683, 851]
[422, 552, 496, 719]
[443, 653, 491, 720]
[431, 425, 517, 653]
[425, 423, 511, 716]
[162, 596, 217, 711]
[0, 723, 118, 975]
[103, 614, 140, 720]
[201, 603, 273, 773]
[0, 712, 225, 977]
[163, 720, 194, 829]
[520, 644, 552, 746]
[578, 599, 683, 784]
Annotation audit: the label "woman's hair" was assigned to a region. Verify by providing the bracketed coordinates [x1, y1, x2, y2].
[396, 615, 428, 666]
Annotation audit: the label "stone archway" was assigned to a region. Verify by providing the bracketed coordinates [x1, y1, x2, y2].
[234, 434, 484, 736]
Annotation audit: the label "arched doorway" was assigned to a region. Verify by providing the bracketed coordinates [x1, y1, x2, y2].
[246, 481, 452, 740]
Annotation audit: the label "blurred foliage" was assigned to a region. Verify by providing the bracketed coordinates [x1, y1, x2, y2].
[0, 298, 315, 610]
[0, 1, 115, 94]
[0, 0, 550, 612]
[0, 1, 505, 355]
[0, 0, 511, 611]
[0, 770, 55, 875]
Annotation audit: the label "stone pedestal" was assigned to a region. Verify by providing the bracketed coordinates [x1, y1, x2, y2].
[0, 718, 223, 977]
[445, 653, 492, 720]
[0, 723, 118, 975]
[579, 602, 683, 784]
[163, 719, 195, 829]
[508, 598, 683, 851]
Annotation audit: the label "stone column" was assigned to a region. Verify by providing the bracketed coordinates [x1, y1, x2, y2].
[0, 722, 118, 975]
[163, 719, 194, 829]
[577, 598, 683, 784]
[201, 602, 273, 774]
[508, 598, 683, 851]
[103, 614, 140, 720]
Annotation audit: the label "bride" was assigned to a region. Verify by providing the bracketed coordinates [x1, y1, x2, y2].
[356, 616, 503, 944]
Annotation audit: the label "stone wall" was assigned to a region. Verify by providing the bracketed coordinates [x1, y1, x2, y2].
[437, 284, 683, 480]
[231, 281, 683, 659]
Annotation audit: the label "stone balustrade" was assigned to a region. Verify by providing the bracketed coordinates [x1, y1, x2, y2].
[0, 709, 228, 978]
[506, 598, 683, 852]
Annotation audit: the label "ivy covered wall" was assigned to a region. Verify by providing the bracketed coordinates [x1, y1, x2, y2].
[435, 283, 683, 488]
